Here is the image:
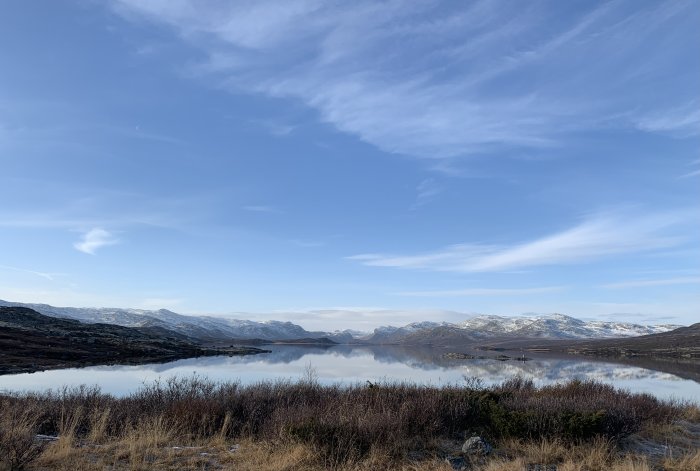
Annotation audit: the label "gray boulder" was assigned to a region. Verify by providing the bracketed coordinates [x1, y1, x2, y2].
[461, 436, 492, 456]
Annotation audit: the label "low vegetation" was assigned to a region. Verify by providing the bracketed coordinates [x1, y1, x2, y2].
[0, 376, 698, 470]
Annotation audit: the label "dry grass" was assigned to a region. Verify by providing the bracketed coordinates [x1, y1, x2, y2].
[24, 436, 700, 471]
[661, 449, 700, 471]
[86, 407, 111, 444]
[0, 377, 696, 470]
[475, 448, 654, 471]
[684, 404, 700, 422]
[0, 401, 43, 471]
[491, 436, 616, 471]
[33, 437, 456, 471]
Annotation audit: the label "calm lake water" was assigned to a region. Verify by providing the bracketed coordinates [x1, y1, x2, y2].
[1, 345, 699, 402]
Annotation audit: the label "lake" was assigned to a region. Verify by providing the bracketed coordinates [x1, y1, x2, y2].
[1, 345, 699, 402]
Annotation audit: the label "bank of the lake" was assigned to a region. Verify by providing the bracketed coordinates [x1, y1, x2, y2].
[1, 376, 699, 471]
[2, 345, 700, 403]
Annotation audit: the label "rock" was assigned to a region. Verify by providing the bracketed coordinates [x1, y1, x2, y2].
[443, 352, 475, 360]
[461, 436, 492, 456]
[445, 456, 469, 470]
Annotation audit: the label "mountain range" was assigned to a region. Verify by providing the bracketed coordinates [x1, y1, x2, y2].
[362, 314, 681, 345]
[0, 299, 681, 345]
[0, 306, 266, 374]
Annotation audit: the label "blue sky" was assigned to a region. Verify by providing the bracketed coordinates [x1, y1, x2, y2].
[1, 0, 698, 330]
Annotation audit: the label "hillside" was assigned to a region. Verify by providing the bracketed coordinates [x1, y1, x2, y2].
[0, 300, 343, 342]
[0, 307, 268, 374]
[0, 300, 684, 345]
[565, 323, 700, 358]
[475, 323, 700, 359]
[364, 313, 681, 346]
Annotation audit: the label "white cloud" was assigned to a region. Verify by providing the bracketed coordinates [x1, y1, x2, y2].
[289, 239, 325, 248]
[0, 286, 133, 310]
[349, 209, 696, 273]
[249, 119, 296, 137]
[0, 265, 64, 281]
[411, 178, 441, 209]
[111, 0, 699, 159]
[680, 158, 700, 178]
[73, 228, 119, 255]
[394, 286, 565, 297]
[0, 189, 210, 231]
[242, 205, 276, 213]
[601, 277, 700, 289]
[682, 169, 700, 178]
[137, 297, 185, 309]
[635, 103, 700, 137]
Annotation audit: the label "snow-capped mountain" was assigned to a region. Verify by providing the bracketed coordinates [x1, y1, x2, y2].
[365, 321, 449, 343]
[0, 300, 682, 344]
[364, 313, 681, 344]
[456, 313, 678, 339]
[0, 300, 333, 341]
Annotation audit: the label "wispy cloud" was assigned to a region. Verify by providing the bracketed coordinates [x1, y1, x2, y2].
[349, 209, 696, 273]
[680, 158, 700, 178]
[74, 228, 119, 255]
[681, 169, 700, 178]
[0, 265, 65, 281]
[289, 239, 325, 248]
[0, 189, 206, 231]
[242, 205, 277, 213]
[601, 277, 700, 289]
[635, 102, 700, 137]
[411, 178, 441, 209]
[249, 119, 296, 137]
[111, 0, 699, 159]
[137, 297, 185, 310]
[394, 286, 565, 297]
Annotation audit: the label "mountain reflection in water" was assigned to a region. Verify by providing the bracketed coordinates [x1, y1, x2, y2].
[1, 345, 698, 402]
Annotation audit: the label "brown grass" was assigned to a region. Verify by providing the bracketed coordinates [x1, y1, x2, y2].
[24, 435, 700, 470]
[0, 377, 696, 470]
[0, 400, 43, 471]
[684, 404, 700, 422]
[662, 449, 700, 471]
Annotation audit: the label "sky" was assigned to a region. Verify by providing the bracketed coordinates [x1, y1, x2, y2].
[1, 0, 699, 330]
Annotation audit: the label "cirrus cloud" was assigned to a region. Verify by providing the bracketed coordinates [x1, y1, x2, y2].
[349, 209, 697, 273]
[110, 0, 700, 159]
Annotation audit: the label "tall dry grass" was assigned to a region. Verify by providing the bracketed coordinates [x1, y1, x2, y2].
[0, 376, 695, 470]
[0, 400, 43, 471]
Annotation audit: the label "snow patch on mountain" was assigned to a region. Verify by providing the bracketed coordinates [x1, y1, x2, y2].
[366, 313, 681, 343]
[0, 300, 681, 342]
[458, 313, 679, 339]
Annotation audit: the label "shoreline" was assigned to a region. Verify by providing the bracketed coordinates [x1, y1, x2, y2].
[0, 346, 270, 376]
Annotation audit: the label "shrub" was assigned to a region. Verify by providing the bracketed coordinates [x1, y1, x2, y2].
[0, 377, 681, 466]
[0, 400, 43, 471]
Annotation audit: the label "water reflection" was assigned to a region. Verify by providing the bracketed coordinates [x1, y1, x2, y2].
[1, 345, 698, 402]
